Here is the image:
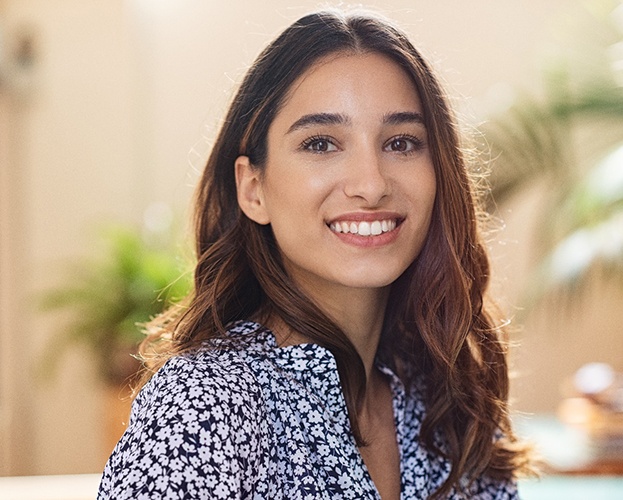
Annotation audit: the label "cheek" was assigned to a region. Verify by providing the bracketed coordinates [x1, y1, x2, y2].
[305, 168, 335, 192]
[406, 164, 436, 211]
[263, 167, 335, 216]
[423, 164, 437, 208]
[406, 165, 437, 245]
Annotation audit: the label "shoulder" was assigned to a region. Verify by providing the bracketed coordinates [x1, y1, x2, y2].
[138, 345, 261, 414]
[134, 321, 270, 419]
[124, 343, 268, 452]
[99, 336, 270, 499]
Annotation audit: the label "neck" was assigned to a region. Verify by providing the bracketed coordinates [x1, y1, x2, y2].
[321, 287, 388, 377]
[270, 280, 389, 382]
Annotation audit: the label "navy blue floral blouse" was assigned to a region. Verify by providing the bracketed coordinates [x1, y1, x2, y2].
[98, 321, 518, 499]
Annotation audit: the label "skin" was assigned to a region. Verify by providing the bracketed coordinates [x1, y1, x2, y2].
[236, 52, 436, 499]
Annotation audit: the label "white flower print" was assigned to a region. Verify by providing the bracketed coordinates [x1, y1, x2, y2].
[98, 321, 518, 499]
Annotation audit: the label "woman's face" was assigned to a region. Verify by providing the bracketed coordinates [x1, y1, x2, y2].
[236, 52, 436, 299]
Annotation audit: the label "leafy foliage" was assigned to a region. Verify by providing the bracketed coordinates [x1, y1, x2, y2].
[41, 224, 192, 385]
[483, 2, 623, 303]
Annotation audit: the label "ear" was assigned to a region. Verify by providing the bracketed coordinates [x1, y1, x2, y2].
[235, 155, 270, 225]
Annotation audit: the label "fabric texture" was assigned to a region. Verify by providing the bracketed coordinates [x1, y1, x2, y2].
[98, 321, 518, 499]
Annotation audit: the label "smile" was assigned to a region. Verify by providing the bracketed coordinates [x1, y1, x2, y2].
[328, 219, 399, 236]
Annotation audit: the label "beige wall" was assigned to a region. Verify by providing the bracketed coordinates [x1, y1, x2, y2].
[1, 0, 620, 476]
[1, 0, 139, 475]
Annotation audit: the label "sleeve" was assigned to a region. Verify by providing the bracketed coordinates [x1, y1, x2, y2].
[97, 352, 269, 500]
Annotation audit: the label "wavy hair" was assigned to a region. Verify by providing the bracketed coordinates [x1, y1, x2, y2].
[141, 9, 530, 497]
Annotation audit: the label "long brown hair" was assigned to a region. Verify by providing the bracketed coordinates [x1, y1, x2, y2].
[142, 9, 530, 497]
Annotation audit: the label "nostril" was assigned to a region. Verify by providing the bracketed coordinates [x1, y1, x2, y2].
[343, 177, 391, 202]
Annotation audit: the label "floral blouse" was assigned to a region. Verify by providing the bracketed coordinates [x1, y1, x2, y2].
[98, 321, 518, 499]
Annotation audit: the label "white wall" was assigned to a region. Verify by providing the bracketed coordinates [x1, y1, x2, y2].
[1, 0, 619, 476]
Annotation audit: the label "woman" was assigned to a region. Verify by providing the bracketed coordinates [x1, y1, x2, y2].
[99, 9, 530, 499]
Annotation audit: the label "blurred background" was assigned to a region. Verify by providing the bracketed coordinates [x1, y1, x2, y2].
[1, 0, 623, 495]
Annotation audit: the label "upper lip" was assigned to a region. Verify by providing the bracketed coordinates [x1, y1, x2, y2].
[326, 211, 404, 224]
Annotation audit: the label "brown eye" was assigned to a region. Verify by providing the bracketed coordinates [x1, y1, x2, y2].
[384, 135, 424, 154]
[301, 136, 338, 153]
[310, 140, 331, 152]
[390, 138, 410, 152]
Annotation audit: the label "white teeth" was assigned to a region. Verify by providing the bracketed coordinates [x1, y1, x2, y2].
[329, 219, 399, 236]
[358, 221, 371, 236]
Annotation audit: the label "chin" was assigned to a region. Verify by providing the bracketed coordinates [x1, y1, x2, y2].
[339, 271, 404, 290]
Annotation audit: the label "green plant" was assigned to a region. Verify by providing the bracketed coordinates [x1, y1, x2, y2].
[483, 0, 623, 303]
[41, 222, 192, 385]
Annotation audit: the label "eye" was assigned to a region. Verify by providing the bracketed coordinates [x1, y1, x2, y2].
[384, 135, 425, 154]
[300, 135, 339, 153]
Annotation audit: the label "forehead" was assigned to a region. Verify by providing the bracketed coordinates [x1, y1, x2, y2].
[273, 52, 423, 126]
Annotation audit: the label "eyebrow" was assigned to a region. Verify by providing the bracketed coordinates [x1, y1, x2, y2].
[382, 111, 425, 126]
[286, 113, 350, 134]
[285, 110, 425, 135]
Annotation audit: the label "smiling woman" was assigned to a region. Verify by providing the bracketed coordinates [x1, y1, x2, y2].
[98, 9, 532, 499]
[236, 53, 436, 296]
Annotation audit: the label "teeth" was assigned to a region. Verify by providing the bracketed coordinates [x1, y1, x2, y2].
[358, 222, 371, 236]
[329, 219, 398, 236]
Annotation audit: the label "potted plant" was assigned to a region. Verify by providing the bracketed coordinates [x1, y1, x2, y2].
[41, 215, 192, 450]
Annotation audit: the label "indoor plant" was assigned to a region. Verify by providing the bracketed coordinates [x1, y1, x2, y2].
[41, 217, 192, 386]
[483, 0, 623, 302]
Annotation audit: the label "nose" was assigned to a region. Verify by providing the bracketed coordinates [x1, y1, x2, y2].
[343, 149, 390, 205]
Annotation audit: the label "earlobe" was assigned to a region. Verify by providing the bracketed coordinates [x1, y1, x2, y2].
[235, 155, 271, 225]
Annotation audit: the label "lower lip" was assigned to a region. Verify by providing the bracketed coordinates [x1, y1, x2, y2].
[329, 224, 402, 248]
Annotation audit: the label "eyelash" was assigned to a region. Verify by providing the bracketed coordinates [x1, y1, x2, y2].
[384, 134, 425, 154]
[300, 135, 336, 153]
[299, 134, 425, 154]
